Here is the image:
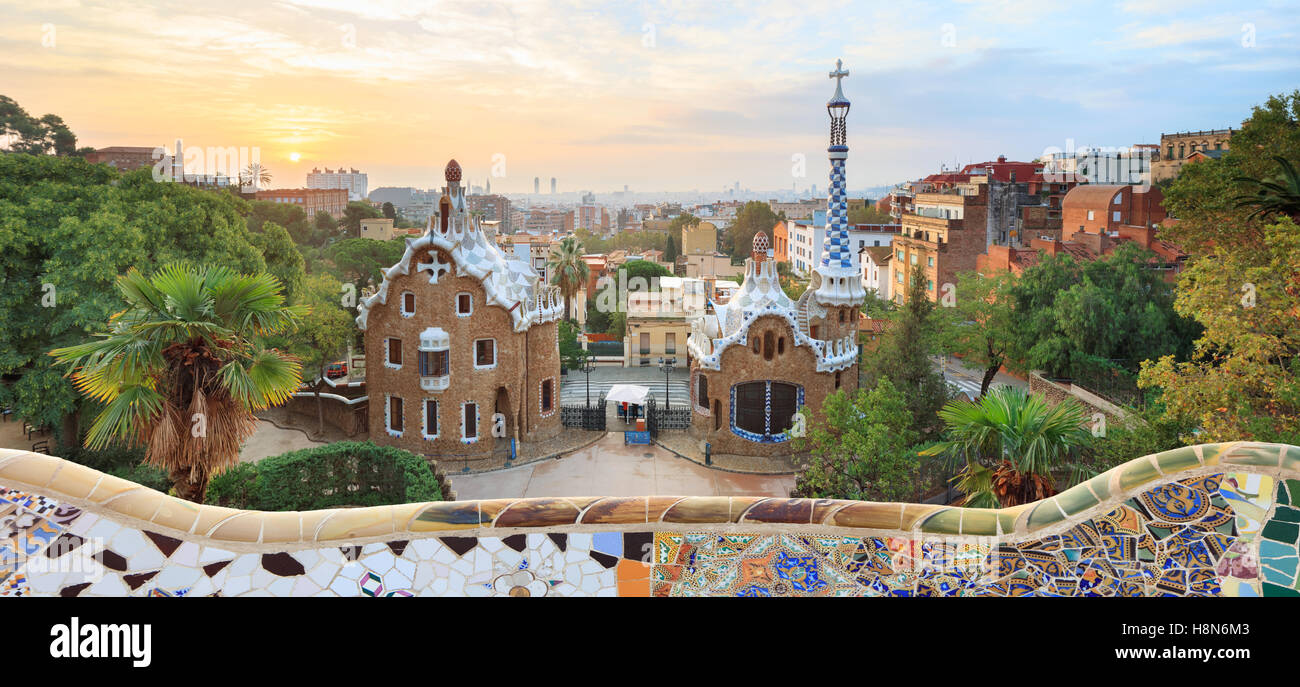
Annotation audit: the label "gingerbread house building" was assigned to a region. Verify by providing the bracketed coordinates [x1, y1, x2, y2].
[685, 60, 865, 458]
[357, 159, 565, 459]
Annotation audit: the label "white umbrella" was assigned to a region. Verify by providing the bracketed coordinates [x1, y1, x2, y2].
[605, 384, 650, 406]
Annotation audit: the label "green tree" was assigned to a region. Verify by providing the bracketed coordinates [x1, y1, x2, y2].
[1234, 156, 1300, 221]
[933, 270, 1017, 396]
[342, 201, 382, 238]
[325, 237, 406, 294]
[288, 273, 356, 437]
[1161, 90, 1300, 255]
[558, 320, 587, 371]
[311, 210, 340, 247]
[1139, 218, 1300, 443]
[848, 204, 892, 225]
[921, 386, 1093, 508]
[864, 270, 951, 436]
[1138, 93, 1300, 443]
[607, 311, 627, 339]
[381, 201, 397, 221]
[50, 264, 306, 502]
[250, 221, 306, 305]
[1087, 401, 1198, 475]
[547, 236, 590, 322]
[0, 157, 268, 443]
[667, 213, 700, 234]
[1005, 244, 1196, 380]
[0, 95, 79, 156]
[663, 233, 679, 265]
[585, 298, 612, 334]
[791, 379, 920, 502]
[722, 201, 778, 257]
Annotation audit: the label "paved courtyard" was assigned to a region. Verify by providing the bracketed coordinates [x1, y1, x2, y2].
[238, 419, 326, 463]
[450, 431, 795, 500]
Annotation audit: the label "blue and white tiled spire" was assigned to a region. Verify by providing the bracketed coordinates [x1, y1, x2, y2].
[813, 59, 866, 308]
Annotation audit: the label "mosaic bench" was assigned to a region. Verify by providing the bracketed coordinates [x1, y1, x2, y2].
[1, 442, 1297, 597]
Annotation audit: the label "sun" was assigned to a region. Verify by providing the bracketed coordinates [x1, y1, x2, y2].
[288, 152, 301, 162]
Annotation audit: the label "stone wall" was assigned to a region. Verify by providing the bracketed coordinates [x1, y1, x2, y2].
[1, 442, 1296, 596]
[279, 394, 368, 437]
[1029, 371, 1129, 422]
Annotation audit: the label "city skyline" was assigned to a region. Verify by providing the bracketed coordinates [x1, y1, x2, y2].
[2, 0, 1296, 192]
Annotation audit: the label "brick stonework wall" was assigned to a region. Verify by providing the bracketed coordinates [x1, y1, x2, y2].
[691, 314, 855, 457]
[1028, 371, 1126, 423]
[363, 248, 561, 459]
[280, 395, 368, 436]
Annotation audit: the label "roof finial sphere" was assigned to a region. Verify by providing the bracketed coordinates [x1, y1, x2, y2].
[445, 159, 462, 183]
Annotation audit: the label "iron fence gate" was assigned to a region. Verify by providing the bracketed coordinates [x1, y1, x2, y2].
[561, 397, 607, 431]
[645, 397, 691, 438]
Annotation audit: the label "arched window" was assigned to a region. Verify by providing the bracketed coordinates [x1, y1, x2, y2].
[752, 336, 761, 355]
[777, 337, 785, 355]
[697, 374, 709, 409]
[731, 381, 801, 442]
[763, 331, 775, 361]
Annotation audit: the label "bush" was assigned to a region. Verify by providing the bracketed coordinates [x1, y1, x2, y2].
[205, 441, 442, 510]
[59, 444, 145, 473]
[108, 463, 171, 493]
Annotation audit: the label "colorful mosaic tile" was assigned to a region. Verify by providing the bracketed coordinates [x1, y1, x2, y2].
[4, 444, 1300, 596]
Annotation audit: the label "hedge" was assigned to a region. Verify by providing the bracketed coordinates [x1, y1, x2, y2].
[205, 441, 442, 510]
[60, 445, 171, 493]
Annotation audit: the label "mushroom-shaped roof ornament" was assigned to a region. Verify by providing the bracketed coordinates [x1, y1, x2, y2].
[445, 159, 462, 183]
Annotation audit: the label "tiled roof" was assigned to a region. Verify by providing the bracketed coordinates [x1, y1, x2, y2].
[860, 245, 893, 265]
[1062, 184, 1126, 209]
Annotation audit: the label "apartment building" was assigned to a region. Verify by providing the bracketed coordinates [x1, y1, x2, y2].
[255, 188, 349, 218]
[306, 167, 368, 201]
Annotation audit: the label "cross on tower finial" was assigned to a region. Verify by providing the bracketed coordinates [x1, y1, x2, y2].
[829, 58, 848, 85]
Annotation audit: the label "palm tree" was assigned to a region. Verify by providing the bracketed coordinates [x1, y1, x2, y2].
[242, 162, 272, 190]
[50, 264, 306, 502]
[547, 236, 589, 323]
[919, 386, 1093, 508]
[1234, 156, 1300, 221]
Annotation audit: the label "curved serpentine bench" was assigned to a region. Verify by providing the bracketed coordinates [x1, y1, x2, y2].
[0, 442, 1296, 597]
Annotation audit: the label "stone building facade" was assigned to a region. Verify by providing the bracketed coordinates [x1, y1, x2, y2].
[356, 160, 565, 460]
[1153, 129, 1233, 182]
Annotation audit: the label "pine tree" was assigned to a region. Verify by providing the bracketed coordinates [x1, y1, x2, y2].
[863, 270, 952, 436]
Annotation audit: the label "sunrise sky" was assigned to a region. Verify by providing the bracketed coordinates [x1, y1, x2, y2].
[2, 0, 1297, 193]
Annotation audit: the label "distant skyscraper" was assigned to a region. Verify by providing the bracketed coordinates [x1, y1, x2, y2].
[624, 184, 629, 193]
[551, 177, 557, 194]
[534, 177, 540, 194]
[486, 178, 491, 194]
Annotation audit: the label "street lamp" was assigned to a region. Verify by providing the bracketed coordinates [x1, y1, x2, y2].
[658, 356, 676, 410]
[582, 351, 597, 408]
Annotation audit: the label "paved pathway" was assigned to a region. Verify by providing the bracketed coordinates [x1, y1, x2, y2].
[238, 419, 325, 463]
[450, 432, 794, 500]
[935, 355, 1026, 399]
